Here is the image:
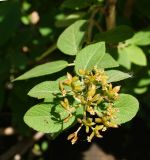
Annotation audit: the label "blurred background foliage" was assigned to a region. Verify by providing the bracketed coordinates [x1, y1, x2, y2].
[0, 0, 150, 160]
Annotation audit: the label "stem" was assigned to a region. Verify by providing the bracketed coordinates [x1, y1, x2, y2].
[87, 7, 100, 43]
[105, 0, 117, 30]
[93, 20, 103, 32]
[36, 43, 57, 61]
[68, 63, 75, 67]
[76, 124, 83, 133]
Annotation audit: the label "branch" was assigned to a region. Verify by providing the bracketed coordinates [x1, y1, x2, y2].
[105, 0, 117, 30]
[87, 7, 100, 43]
[36, 43, 57, 61]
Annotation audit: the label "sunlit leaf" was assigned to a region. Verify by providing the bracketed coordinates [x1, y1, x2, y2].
[57, 20, 86, 55]
[24, 103, 75, 133]
[114, 94, 139, 124]
[14, 61, 68, 81]
[75, 42, 105, 74]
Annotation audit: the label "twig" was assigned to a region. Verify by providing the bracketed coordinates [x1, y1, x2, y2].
[123, 0, 134, 19]
[0, 132, 44, 160]
[105, 0, 117, 30]
[93, 21, 103, 32]
[87, 7, 100, 43]
[36, 43, 57, 61]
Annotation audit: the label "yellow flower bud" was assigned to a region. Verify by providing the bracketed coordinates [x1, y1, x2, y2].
[71, 136, 78, 145]
[67, 72, 72, 81]
[77, 118, 82, 123]
[72, 76, 79, 82]
[87, 84, 96, 100]
[87, 132, 94, 142]
[78, 69, 86, 75]
[95, 118, 102, 123]
[86, 126, 90, 133]
[113, 86, 121, 93]
[87, 106, 95, 115]
[67, 132, 76, 140]
[73, 85, 83, 92]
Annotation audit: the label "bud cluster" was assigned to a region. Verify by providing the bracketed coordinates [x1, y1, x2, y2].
[59, 67, 120, 144]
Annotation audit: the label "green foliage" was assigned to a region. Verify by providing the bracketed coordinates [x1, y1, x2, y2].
[95, 25, 134, 43]
[24, 103, 76, 133]
[28, 81, 60, 99]
[118, 47, 131, 69]
[57, 20, 86, 55]
[75, 42, 105, 74]
[106, 70, 131, 83]
[16, 31, 139, 143]
[119, 45, 147, 66]
[14, 61, 68, 80]
[114, 94, 139, 124]
[126, 31, 150, 46]
[97, 53, 119, 69]
[1, 0, 149, 146]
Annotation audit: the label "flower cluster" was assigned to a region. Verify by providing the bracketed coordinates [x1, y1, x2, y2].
[59, 67, 120, 144]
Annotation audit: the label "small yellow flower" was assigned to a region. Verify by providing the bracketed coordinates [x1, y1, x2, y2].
[59, 68, 120, 144]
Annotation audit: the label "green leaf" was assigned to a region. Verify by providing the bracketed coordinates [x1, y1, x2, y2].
[97, 53, 119, 69]
[114, 94, 139, 124]
[62, 0, 92, 9]
[106, 70, 131, 83]
[28, 81, 60, 99]
[122, 45, 147, 66]
[75, 42, 105, 74]
[14, 60, 68, 81]
[55, 12, 85, 28]
[118, 47, 131, 70]
[137, 78, 150, 87]
[95, 25, 134, 44]
[134, 87, 148, 95]
[24, 103, 75, 133]
[57, 20, 86, 55]
[126, 31, 150, 46]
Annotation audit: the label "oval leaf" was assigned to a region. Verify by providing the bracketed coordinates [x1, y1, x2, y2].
[126, 31, 150, 46]
[118, 47, 131, 70]
[97, 53, 119, 69]
[24, 103, 75, 133]
[75, 42, 105, 74]
[28, 81, 60, 99]
[114, 94, 139, 124]
[57, 20, 86, 55]
[106, 70, 131, 83]
[14, 60, 68, 81]
[126, 45, 147, 66]
[119, 45, 147, 66]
